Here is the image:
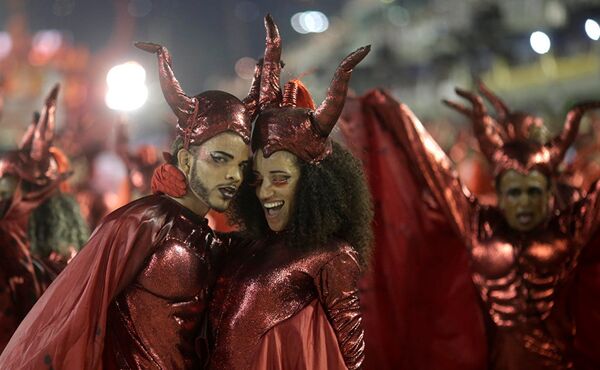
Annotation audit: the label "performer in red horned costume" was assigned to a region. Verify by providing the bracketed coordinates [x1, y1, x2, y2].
[340, 85, 600, 370]
[0, 85, 73, 351]
[0, 36, 262, 368]
[153, 15, 371, 370]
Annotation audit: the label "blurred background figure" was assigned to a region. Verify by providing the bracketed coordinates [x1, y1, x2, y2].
[0, 85, 87, 350]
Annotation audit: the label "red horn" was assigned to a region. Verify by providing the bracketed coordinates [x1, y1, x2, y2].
[258, 14, 283, 108]
[549, 101, 600, 166]
[136, 41, 196, 126]
[313, 45, 370, 136]
[30, 84, 59, 161]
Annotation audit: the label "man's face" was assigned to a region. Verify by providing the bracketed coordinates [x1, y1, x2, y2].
[498, 169, 550, 231]
[181, 132, 250, 212]
[0, 175, 18, 218]
[253, 150, 301, 232]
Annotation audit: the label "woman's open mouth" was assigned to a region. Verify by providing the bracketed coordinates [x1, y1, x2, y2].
[263, 200, 284, 217]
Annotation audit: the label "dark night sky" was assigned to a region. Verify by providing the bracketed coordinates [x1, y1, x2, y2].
[1, 0, 346, 91]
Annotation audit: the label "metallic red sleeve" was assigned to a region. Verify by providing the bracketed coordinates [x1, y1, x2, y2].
[315, 247, 365, 370]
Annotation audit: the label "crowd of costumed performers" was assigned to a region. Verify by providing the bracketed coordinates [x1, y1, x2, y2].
[2, 11, 600, 370]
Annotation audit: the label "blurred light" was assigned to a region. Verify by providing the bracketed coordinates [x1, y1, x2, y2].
[234, 57, 258, 80]
[92, 151, 128, 193]
[387, 5, 410, 27]
[291, 13, 309, 34]
[234, 1, 259, 22]
[128, 0, 153, 18]
[106, 61, 146, 88]
[544, 1, 567, 27]
[32, 30, 63, 56]
[585, 19, 600, 41]
[380, 0, 395, 4]
[291, 11, 329, 34]
[530, 31, 551, 54]
[105, 61, 148, 111]
[0, 32, 12, 60]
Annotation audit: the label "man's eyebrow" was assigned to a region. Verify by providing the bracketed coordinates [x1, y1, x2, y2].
[211, 151, 234, 159]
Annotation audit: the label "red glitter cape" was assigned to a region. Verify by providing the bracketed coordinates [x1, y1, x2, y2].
[0, 196, 170, 369]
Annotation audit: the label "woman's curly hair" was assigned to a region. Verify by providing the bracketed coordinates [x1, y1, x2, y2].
[228, 141, 373, 267]
[28, 192, 90, 259]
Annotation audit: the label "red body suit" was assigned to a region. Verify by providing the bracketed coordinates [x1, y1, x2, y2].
[209, 234, 365, 370]
[0, 195, 217, 369]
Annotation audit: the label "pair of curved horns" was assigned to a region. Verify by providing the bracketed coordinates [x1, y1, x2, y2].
[135, 40, 262, 126]
[444, 83, 600, 167]
[260, 14, 370, 136]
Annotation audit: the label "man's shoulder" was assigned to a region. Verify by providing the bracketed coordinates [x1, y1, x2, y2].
[102, 195, 170, 224]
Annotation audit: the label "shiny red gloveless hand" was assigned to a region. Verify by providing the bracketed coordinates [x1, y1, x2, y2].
[151, 163, 187, 197]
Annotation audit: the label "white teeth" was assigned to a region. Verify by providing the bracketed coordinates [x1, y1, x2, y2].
[264, 201, 284, 209]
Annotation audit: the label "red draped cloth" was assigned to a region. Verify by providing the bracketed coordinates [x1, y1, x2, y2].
[0, 195, 169, 369]
[340, 90, 487, 370]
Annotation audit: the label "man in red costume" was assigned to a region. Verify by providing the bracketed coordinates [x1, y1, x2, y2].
[340, 86, 600, 370]
[0, 39, 261, 368]
[0, 85, 70, 351]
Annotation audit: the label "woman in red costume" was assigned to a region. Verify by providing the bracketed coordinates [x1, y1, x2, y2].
[154, 15, 372, 370]
[0, 85, 77, 350]
[0, 37, 261, 368]
[343, 86, 600, 369]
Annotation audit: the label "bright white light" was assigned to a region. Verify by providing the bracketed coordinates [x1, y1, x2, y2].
[0, 32, 12, 60]
[585, 19, 600, 41]
[32, 30, 62, 56]
[106, 61, 146, 89]
[291, 13, 309, 34]
[530, 31, 551, 54]
[291, 11, 329, 34]
[105, 61, 148, 111]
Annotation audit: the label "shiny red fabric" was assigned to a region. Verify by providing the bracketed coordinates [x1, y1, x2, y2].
[339, 91, 486, 370]
[252, 299, 348, 370]
[0, 195, 215, 369]
[209, 235, 365, 370]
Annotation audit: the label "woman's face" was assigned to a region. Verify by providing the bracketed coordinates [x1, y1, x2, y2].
[253, 150, 301, 232]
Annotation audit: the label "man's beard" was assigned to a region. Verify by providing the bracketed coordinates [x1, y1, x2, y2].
[189, 163, 211, 208]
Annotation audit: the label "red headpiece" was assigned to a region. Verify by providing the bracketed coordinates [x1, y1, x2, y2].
[0, 84, 66, 186]
[444, 82, 600, 177]
[252, 15, 370, 164]
[136, 41, 261, 149]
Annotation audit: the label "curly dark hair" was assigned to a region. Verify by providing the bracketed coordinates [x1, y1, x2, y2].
[28, 192, 90, 259]
[228, 141, 373, 267]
